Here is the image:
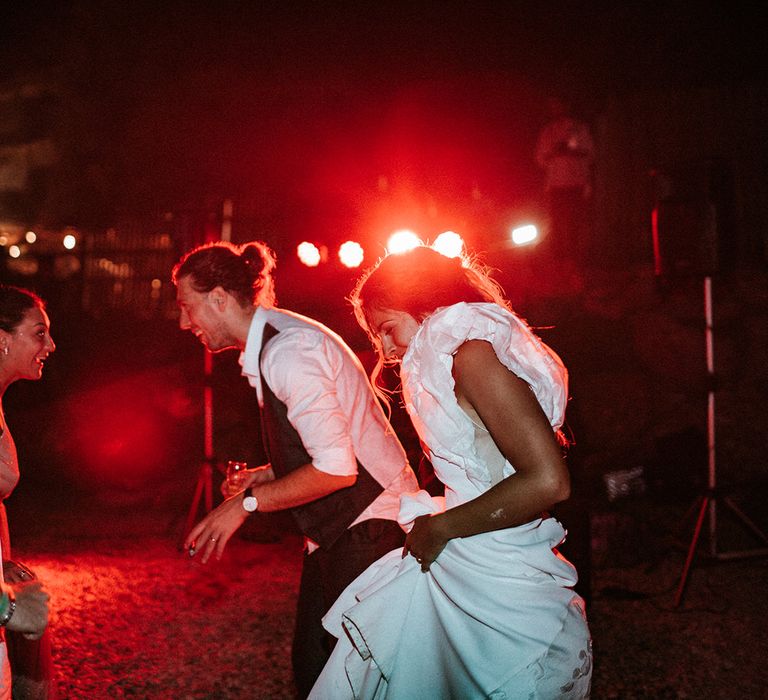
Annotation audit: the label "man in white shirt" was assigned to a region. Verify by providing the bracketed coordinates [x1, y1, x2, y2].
[174, 240, 419, 697]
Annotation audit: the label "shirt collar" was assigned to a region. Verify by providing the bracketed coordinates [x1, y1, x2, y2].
[239, 305, 268, 379]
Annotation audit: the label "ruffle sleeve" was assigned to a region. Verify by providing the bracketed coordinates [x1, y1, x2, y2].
[400, 302, 568, 490]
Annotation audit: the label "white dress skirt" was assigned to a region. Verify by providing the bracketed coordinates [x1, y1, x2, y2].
[310, 303, 592, 699]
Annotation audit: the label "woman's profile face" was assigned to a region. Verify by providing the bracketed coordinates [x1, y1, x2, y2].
[2, 305, 55, 382]
[369, 307, 420, 360]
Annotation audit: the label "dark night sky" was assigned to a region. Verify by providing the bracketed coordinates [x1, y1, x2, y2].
[7, 2, 765, 91]
[3, 1, 768, 234]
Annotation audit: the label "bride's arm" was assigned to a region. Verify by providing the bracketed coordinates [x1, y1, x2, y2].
[404, 339, 570, 569]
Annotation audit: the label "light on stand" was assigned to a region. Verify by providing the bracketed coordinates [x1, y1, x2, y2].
[297, 242, 322, 267]
[511, 224, 539, 246]
[432, 231, 464, 258]
[338, 241, 364, 268]
[386, 229, 421, 254]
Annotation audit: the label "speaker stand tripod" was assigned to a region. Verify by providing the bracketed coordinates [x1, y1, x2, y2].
[182, 349, 217, 543]
[674, 276, 768, 607]
[179, 201, 235, 544]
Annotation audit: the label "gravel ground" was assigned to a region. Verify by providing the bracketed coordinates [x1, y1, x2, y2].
[8, 497, 768, 699]
[11, 505, 301, 699]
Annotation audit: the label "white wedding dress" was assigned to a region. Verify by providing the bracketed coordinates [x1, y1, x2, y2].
[310, 303, 592, 699]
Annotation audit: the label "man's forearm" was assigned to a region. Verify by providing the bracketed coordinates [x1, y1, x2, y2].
[251, 463, 355, 512]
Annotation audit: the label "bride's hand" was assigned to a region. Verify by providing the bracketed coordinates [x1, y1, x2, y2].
[403, 513, 450, 572]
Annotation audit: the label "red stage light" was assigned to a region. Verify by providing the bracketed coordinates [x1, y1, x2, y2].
[57, 371, 197, 493]
[432, 231, 464, 258]
[297, 241, 322, 267]
[386, 229, 421, 254]
[338, 241, 364, 268]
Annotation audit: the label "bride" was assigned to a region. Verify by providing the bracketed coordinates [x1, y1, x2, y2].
[310, 247, 592, 699]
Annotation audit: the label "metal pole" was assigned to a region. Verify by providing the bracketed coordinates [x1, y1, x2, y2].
[704, 276, 717, 557]
[651, 206, 662, 277]
[203, 349, 214, 512]
[183, 199, 232, 538]
[221, 198, 233, 242]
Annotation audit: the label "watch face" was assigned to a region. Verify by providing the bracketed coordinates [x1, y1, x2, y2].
[243, 495, 259, 512]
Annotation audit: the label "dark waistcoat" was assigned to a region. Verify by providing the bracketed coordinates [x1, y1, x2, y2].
[258, 323, 384, 549]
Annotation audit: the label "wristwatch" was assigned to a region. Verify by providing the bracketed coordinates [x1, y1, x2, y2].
[242, 488, 259, 513]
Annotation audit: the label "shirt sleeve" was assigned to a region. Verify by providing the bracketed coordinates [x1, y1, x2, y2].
[260, 328, 358, 477]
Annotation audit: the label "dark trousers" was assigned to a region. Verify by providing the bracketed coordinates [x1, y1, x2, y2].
[292, 518, 405, 699]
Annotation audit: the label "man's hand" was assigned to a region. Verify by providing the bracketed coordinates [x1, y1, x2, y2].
[184, 493, 250, 563]
[220, 464, 274, 499]
[6, 580, 49, 640]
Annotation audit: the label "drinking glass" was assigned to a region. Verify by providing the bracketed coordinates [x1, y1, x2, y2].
[226, 460, 248, 489]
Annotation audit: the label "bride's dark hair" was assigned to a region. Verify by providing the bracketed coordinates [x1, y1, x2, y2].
[349, 246, 509, 394]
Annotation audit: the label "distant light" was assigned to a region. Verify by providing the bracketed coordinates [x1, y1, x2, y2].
[338, 241, 364, 268]
[432, 231, 464, 258]
[0, 235, 7, 246]
[511, 224, 538, 246]
[151, 278, 162, 289]
[25, 231, 37, 243]
[8, 245, 21, 258]
[297, 241, 322, 267]
[386, 229, 421, 254]
[63, 234, 77, 250]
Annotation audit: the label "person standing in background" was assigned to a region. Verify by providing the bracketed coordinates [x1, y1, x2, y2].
[536, 96, 595, 263]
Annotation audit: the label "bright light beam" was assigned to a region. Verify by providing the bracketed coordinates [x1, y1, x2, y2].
[432, 231, 464, 258]
[297, 241, 322, 267]
[386, 229, 421, 254]
[338, 241, 364, 268]
[511, 224, 538, 246]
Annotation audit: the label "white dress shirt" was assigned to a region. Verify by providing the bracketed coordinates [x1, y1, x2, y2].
[239, 306, 418, 545]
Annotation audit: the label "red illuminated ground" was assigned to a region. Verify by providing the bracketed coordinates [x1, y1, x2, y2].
[10, 499, 768, 699]
[15, 507, 301, 699]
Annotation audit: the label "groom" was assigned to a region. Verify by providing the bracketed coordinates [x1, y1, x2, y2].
[174, 240, 418, 697]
